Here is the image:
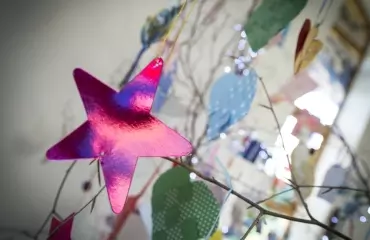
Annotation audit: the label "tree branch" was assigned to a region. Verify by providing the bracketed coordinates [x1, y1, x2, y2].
[33, 161, 77, 239]
[163, 157, 350, 240]
[240, 211, 264, 240]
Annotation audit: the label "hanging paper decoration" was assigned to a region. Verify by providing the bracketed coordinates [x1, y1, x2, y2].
[244, 0, 308, 52]
[270, 68, 318, 104]
[318, 164, 346, 202]
[207, 70, 257, 140]
[294, 19, 323, 74]
[46, 58, 193, 214]
[152, 61, 177, 113]
[119, 4, 184, 87]
[291, 110, 322, 138]
[151, 167, 220, 240]
[48, 215, 74, 240]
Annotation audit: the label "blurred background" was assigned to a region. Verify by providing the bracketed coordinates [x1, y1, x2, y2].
[0, 0, 369, 239]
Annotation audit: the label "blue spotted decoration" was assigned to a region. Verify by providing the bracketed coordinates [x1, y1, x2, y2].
[152, 62, 177, 113]
[207, 70, 257, 140]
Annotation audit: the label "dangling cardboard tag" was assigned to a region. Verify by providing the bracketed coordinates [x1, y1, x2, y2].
[294, 19, 323, 74]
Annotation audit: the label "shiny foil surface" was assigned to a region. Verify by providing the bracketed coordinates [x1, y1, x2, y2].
[49, 214, 74, 240]
[46, 58, 193, 214]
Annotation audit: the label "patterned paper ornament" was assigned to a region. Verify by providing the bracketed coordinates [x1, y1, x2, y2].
[151, 167, 220, 240]
[46, 58, 193, 214]
[207, 70, 257, 140]
[48, 215, 74, 240]
[318, 164, 346, 202]
[119, 4, 184, 87]
[294, 19, 323, 74]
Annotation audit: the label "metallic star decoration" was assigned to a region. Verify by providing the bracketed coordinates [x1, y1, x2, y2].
[46, 58, 193, 214]
[48, 215, 74, 240]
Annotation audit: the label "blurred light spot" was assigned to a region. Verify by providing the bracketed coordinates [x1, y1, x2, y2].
[221, 225, 229, 233]
[238, 39, 247, 50]
[259, 151, 268, 159]
[189, 172, 196, 180]
[248, 48, 258, 57]
[331, 217, 338, 223]
[220, 133, 227, 139]
[224, 66, 231, 73]
[238, 62, 245, 70]
[360, 216, 367, 223]
[191, 157, 199, 164]
[241, 31, 247, 38]
[322, 236, 329, 240]
[243, 69, 250, 76]
[234, 24, 242, 31]
[238, 129, 246, 135]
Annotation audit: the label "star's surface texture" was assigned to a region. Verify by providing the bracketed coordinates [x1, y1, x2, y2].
[46, 58, 193, 214]
[49, 215, 74, 240]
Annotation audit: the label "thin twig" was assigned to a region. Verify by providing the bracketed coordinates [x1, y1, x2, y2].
[240, 211, 264, 240]
[47, 186, 106, 239]
[248, 188, 296, 209]
[258, 77, 316, 221]
[248, 185, 370, 210]
[33, 161, 77, 238]
[333, 127, 370, 201]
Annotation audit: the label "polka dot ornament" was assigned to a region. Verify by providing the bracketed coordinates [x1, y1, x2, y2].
[151, 167, 220, 240]
[207, 70, 257, 140]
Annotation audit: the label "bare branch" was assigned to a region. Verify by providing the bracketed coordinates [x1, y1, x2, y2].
[47, 186, 106, 239]
[33, 161, 77, 238]
[163, 157, 351, 240]
[241, 211, 264, 240]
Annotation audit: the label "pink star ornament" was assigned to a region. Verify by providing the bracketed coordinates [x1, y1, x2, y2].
[46, 58, 193, 214]
[49, 215, 74, 240]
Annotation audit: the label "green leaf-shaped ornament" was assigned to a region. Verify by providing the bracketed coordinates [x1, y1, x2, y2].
[151, 167, 220, 240]
[245, 0, 308, 52]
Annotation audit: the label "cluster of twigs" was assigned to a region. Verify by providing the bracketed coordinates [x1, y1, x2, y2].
[2, 1, 370, 240]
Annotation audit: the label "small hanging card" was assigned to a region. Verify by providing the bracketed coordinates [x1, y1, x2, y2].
[244, 0, 308, 52]
[318, 165, 346, 202]
[270, 69, 318, 104]
[294, 19, 323, 74]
